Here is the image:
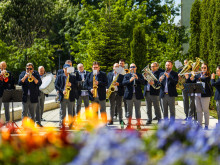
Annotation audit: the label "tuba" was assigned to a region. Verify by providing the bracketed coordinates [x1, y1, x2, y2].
[142, 65, 161, 89]
[64, 74, 71, 99]
[93, 75, 98, 98]
[177, 60, 193, 90]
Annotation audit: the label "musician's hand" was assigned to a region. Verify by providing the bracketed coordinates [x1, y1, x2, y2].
[130, 77, 135, 82]
[159, 76, 164, 82]
[149, 81, 154, 85]
[190, 76, 195, 81]
[134, 74, 138, 79]
[113, 82, 119, 86]
[106, 89, 108, 93]
[91, 89, 94, 94]
[1, 70, 6, 75]
[165, 72, 169, 78]
[191, 71, 195, 76]
[67, 82, 71, 87]
[211, 73, 215, 79]
[63, 91, 66, 95]
[95, 80, 98, 85]
[185, 74, 189, 79]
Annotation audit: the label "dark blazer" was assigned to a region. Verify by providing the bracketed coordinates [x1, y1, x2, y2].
[55, 73, 80, 102]
[159, 70, 178, 98]
[158, 68, 165, 73]
[18, 71, 42, 103]
[122, 73, 144, 100]
[191, 74, 212, 97]
[57, 69, 64, 76]
[0, 70, 15, 97]
[211, 78, 220, 100]
[107, 71, 124, 96]
[76, 70, 90, 96]
[84, 71, 108, 101]
[144, 70, 160, 96]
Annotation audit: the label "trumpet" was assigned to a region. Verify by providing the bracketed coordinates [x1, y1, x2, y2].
[28, 73, 34, 82]
[4, 70, 9, 78]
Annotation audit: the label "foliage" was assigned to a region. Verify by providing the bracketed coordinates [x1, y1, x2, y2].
[130, 25, 147, 73]
[189, 0, 201, 60]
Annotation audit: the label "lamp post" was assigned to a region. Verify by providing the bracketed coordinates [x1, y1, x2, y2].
[57, 49, 62, 69]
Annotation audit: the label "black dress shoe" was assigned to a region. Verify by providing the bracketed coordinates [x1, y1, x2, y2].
[41, 118, 46, 121]
[153, 117, 158, 120]
[107, 121, 113, 125]
[146, 120, 152, 125]
[36, 123, 43, 127]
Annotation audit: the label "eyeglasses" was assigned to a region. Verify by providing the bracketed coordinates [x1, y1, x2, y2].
[130, 66, 136, 68]
[93, 67, 98, 69]
[151, 66, 156, 68]
[201, 67, 207, 69]
[26, 68, 33, 70]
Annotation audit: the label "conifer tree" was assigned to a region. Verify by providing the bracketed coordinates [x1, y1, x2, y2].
[211, 0, 220, 72]
[189, 0, 201, 60]
[199, 0, 209, 62]
[130, 25, 147, 73]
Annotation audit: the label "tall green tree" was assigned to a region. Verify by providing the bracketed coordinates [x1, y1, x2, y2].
[86, 4, 128, 72]
[211, 0, 220, 72]
[189, 0, 201, 60]
[199, 0, 209, 62]
[130, 25, 147, 72]
[0, 0, 54, 48]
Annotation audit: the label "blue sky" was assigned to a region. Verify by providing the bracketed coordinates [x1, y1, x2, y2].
[174, 0, 181, 24]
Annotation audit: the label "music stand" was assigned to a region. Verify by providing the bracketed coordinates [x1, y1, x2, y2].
[2, 89, 23, 131]
[183, 83, 205, 121]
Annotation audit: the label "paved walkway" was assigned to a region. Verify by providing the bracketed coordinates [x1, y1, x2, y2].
[14, 101, 218, 132]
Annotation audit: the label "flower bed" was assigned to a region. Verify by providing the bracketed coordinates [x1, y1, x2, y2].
[1, 105, 220, 165]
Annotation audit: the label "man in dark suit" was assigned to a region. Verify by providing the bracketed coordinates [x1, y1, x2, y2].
[107, 63, 124, 125]
[144, 62, 161, 124]
[211, 65, 220, 124]
[0, 61, 15, 124]
[18, 63, 42, 124]
[76, 63, 90, 118]
[84, 61, 108, 121]
[56, 60, 73, 102]
[55, 64, 80, 127]
[159, 60, 178, 120]
[123, 63, 144, 129]
[56, 60, 72, 76]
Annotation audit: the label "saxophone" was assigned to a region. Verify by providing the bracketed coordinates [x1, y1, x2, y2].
[64, 74, 71, 100]
[93, 75, 98, 98]
[106, 74, 119, 99]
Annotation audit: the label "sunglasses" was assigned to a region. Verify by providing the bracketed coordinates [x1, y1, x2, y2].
[26, 68, 33, 70]
[130, 66, 136, 68]
[201, 67, 207, 69]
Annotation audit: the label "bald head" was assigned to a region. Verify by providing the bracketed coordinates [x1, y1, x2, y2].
[0, 61, 7, 70]
[38, 66, 45, 76]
